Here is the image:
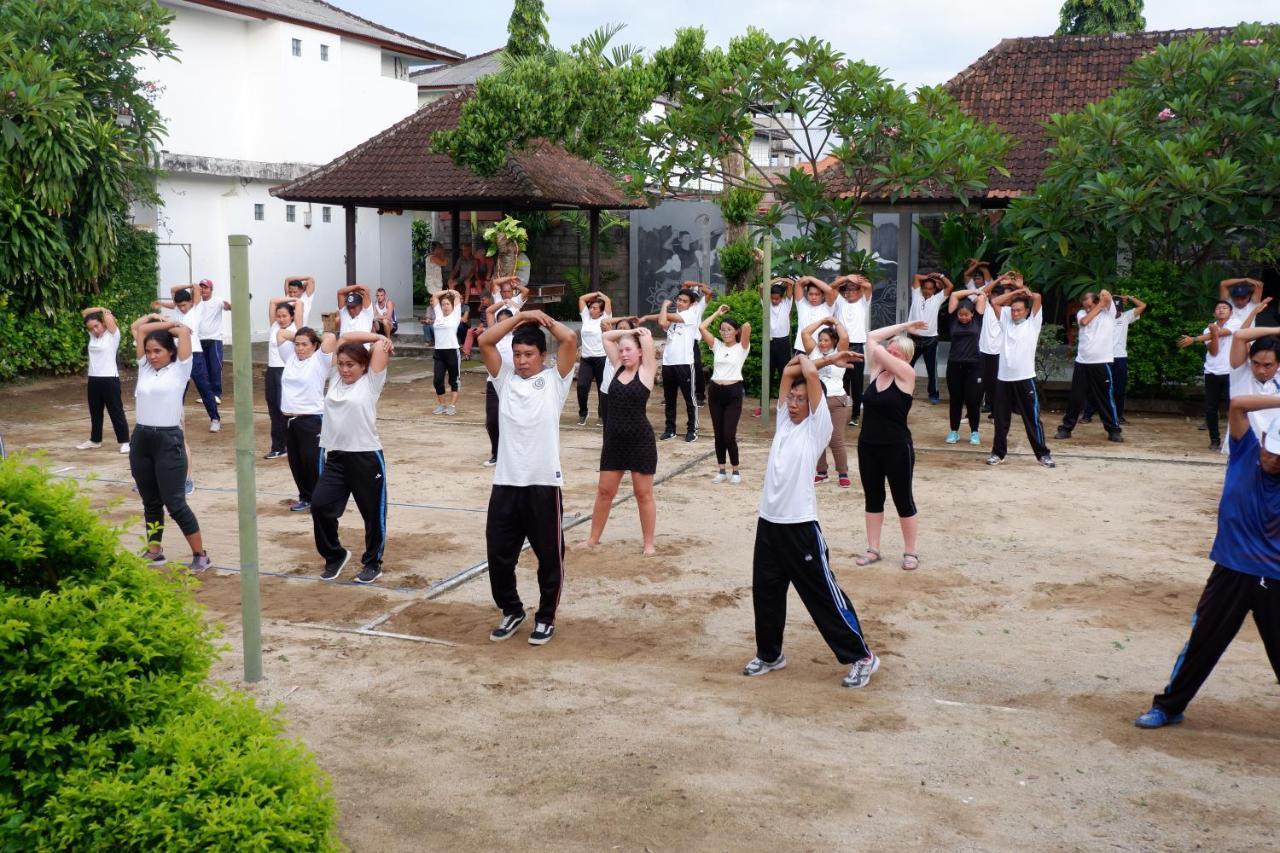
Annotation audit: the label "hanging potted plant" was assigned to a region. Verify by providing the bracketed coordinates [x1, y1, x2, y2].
[483, 215, 529, 278]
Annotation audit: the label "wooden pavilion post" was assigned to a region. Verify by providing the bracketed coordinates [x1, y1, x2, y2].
[449, 206, 461, 268]
[344, 204, 356, 285]
[589, 209, 601, 292]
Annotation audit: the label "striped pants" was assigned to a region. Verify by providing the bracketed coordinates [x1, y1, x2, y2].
[312, 449, 387, 571]
[752, 518, 871, 664]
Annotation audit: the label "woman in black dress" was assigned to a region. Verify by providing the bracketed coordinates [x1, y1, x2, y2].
[584, 326, 659, 554]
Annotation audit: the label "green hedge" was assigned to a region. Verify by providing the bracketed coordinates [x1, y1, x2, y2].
[1113, 260, 1210, 393]
[0, 458, 341, 850]
[0, 227, 157, 383]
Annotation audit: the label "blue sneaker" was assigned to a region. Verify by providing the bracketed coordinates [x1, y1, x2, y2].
[945, 430, 959, 444]
[290, 500, 311, 512]
[969, 431, 981, 445]
[1135, 707, 1184, 729]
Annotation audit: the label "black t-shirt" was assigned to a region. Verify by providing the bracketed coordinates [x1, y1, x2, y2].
[948, 315, 980, 363]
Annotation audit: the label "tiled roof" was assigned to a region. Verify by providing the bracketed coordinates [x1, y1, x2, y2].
[825, 27, 1230, 202]
[410, 48, 503, 88]
[271, 89, 646, 210]
[181, 0, 462, 61]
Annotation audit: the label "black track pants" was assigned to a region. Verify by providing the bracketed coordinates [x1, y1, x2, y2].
[1060, 362, 1121, 436]
[285, 414, 322, 502]
[769, 336, 791, 397]
[909, 335, 939, 398]
[486, 485, 564, 625]
[1151, 564, 1280, 716]
[577, 355, 607, 418]
[485, 381, 500, 458]
[980, 351, 999, 412]
[843, 343, 866, 420]
[1203, 373, 1230, 444]
[312, 449, 387, 570]
[1085, 357, 1128, 421]
[992, 378, 1051, 460]
[662, 364, 696, 434]
[752, 518, 871, 665]
[88, 376, 130, 444]
[129, 425, 199, 544]
[265, 366, 286, 453]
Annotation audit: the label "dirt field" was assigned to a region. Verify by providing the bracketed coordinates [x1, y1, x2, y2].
[3, 360, 1277, 851]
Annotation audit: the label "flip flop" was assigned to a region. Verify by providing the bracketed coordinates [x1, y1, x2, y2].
[902, 553, 920, 571]
[855, 548, 882, 567]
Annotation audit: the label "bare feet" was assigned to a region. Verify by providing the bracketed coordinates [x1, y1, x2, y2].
[642, 544, 656, 556]
[581, 538, 600, 548]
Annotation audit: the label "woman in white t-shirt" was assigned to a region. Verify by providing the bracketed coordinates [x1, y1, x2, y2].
[275, 325, 335, 511]
[78, 306, 130, 453]
[699, 304, 752, 484]
[127, 313, 209, 572]
[263, 297, 297, 460]
[430, 288, 464, 414]
[313, 331, 393, 585]
[576, 290, 613, 425]
[801, 316, 853, 487]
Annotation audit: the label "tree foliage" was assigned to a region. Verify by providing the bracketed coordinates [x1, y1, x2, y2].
[1004, 24, 1280, 295]
[1057, 0, 1146, 36]
[505, 0, 550, 60]
[0, 0, 175, 313]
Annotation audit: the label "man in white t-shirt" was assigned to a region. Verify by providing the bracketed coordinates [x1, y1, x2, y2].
[1220, 276, 1263, 324]
[759, 277, 795, 411]
[479, 309, 578, 647]
[336, 283, 374, 337]
[1083, 293, 1146, 425]
[744, 353, 879, 689]
[154, 284, 221, 430]
[1224, 307, 1280, 453]
[908, 272, 954, 404]
[1056, 289, 1123, 442]
[195, 279, 230, 402]
[834, 273, 872, 426]
[285, 275, 315, 328]
[1178, 301, 1241, 450]
[987, 278, 1053, 467]
[652, 281, 711, 441]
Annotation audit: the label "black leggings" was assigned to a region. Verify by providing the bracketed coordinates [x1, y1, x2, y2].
[485, 381, 500, 458]
[856, 441, 917, 517]
[285, 414, 322, 502]
[88, 375, 130, 444]
[265, 366, 285, 453]
[843, 343, 865, 419]
[979, 351, 999, 411]
[946, 359, 982, 433]
[129, 425, 199, 545]
[708, 381, 744, 467]
[434, 349, 460, 394]
[577, 356, 607, 417]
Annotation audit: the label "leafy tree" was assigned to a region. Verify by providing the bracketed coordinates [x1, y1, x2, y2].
[1057, 0, 1146, 36]
[1004, 23, 1280, 295]
[0, 0, 175, 312]
[505, 0, 550, 60]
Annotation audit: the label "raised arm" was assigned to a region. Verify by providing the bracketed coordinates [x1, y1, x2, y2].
[700, 303, 729, 348]
[479, 311, 531, 377]
[781, 353, 825, 413]
[82, 307, 119, 333]
[636, 326, 658, 387]
[131, 314, 191, 361]
[657, 299, 674, 330]
[171, 283, 202, 305]
[950, 282, 988, 314]
[934, 274, 956, 299]
[798, 276, 836, 306]
[285, 275, 316, 295]
[868, 319, 928, 346]
[1228, 394, 1280, 442]
[1079, 289, 1111, 327]
[1230, 312, 1277, 369]
[800, 316, 836, 353]
[1120, 293, 1147, 318]
[268, 295, 297, 325]
[338, 332, 393, 373]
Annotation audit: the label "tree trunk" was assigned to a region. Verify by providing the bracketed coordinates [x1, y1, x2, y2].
[720, 152, 747, 248]
[494, 235, 518, 278]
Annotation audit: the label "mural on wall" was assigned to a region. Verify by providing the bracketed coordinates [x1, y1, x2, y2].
[630, 201, 727, 314]
[870, 213, 902, 329]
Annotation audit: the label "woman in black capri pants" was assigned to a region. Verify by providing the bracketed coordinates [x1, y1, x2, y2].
[856, 318, 928, 571]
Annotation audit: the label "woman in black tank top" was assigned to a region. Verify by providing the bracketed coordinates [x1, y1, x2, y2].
[856, 319, 928, 571]
[944, 289, 987, 445]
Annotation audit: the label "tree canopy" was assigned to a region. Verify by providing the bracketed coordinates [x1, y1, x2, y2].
[0, 0, 174, 312]
[505, 0, 550, 60]
[1057, 0, 1145, 36]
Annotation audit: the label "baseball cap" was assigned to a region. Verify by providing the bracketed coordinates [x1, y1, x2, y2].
[345, 292, 361, 305]
[1230, 284, 1252, 298]
[1264, 414, 1280, 454]
[198, 278, 213, 287]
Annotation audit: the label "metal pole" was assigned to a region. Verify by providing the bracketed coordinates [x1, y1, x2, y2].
[760, 235, 772, 427]
[589, 209, 601, 292]
[228, 234, 263, 683]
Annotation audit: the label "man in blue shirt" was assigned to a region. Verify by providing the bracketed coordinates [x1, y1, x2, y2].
[1135, 395, 1280, 728]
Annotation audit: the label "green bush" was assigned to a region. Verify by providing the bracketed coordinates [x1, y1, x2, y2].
[0, 458, 340, 851]
[701, 288, 765, 398]
[716, 237, 755, 290]
[1113, 260, 1209, 392]
[718, 186, 763, 227]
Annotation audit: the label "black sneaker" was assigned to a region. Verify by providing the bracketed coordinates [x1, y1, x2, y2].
[483, 456, 497, 467]
[490, 611, 526, 641]
[1054, 427, 1071, 439]
[355, 564, 382, 584]
[659, 431, 676, 441]
[577, 415, 588, 426]
[1209, 439, 1221, 451]
[684, 431, 697, 443]
[1197, 421, 1208, 431]
[1080, 415, 1093, 424]
[1107, 433, 1124, 443]
[321, 549, 351, 580]
[528, 621, 556, 645]
[1118, 416, 1128, 425]
[263, 450, 286, 460]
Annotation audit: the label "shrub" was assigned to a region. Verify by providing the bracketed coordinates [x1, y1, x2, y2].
[716, 237, 755, 290]
[0, 458, 340, 850]
[1113, 260, 1208, 392]
[701, 288, 765, 398]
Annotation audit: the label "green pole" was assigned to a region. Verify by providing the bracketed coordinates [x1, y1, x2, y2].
[228, 235, 263, 683]
[760, 235, 773, 427]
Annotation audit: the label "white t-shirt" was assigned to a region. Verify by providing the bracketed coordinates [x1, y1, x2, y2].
[811, 346, 845, 397]
[295, 293, 313, 328]
[87, 328, 120, 378]
[794, 299, 833, 351]
[759, 400, 833, 524]
[1224, 363, 1280, 454]
[320, 366, 387, 452]
[711, 340, 750, 382]
[174, 303, 205, 353]
[432, 305, 463, 350]
[1230, 302, 1257, 324]
[486, 335, 514, 385]
[339, 305, 374, 337]
[579, 308, 609, 358]
[834, 295, 869, 344]
[493, 364, 573, 487]
[661, 299, 705, 366]
[767, 296, 793, 340]
[196, 300, 225, 340]
[281, 350, 331, 415]
[997, 310, 1042, 382]
[267, 322, 296, 368]
[979, 307, 1003, 356]
[1113, 309, 1138, 358]
[1075, 307, 1115, 364]
[1203, 320, 1241, 375]
[135, 355, 194, 427]
[908, 288, 947, 338]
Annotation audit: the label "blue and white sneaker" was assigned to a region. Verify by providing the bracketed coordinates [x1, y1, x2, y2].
[842, 653, 880, 689]
[945, 430, 959, 444]
[969, 431, 981, 445]
[742, 655, 787, 677]
[1134, 707, 1184, 729]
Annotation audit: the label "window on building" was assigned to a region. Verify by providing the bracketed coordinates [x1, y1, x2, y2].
[286, 205, 296, 223]
[320, 44, 329, 61]
[253, 203, 264, 221]
[291, 38, 301, 57]
[322, 206, 332, 223]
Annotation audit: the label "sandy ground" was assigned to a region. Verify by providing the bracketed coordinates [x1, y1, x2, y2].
[3, 360, 1277, 852]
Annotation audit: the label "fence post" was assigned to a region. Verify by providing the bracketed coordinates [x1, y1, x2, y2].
[760, 235, 772, 427]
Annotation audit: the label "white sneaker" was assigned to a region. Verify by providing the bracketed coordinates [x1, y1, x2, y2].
[445, 405, 457, 416]
[433, 405, 447, 414]
[214, 396, 222, 404]
[712, 472, 728, 484]
[118, 443, 130, 454]
[76, 440, 102, 450]
[729, 472, 741, 485]
[209, 419, 221, 433]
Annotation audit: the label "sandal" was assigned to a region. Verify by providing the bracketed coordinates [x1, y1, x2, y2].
[902, 553, 920, 571]
[855, 548, 881, 567]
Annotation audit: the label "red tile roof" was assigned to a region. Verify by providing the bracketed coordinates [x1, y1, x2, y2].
[271, 89, 647, 211]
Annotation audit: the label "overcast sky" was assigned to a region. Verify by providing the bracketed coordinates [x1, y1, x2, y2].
[349, 0, 1270, 90]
